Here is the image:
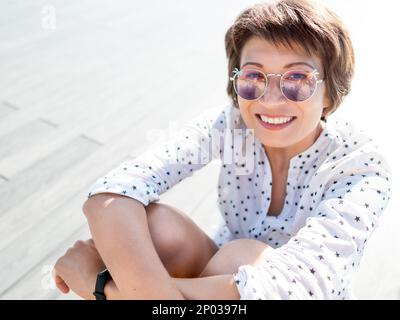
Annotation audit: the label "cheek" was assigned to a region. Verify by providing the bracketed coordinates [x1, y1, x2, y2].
[238, 100, 253, 118]
[300, 92, 325, 115]
[318, 85, 331, 107]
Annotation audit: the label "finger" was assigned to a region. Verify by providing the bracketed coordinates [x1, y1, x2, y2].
[54, 274, 70, 294]
[85, 238, 96, 247]
[73, 240, 84, 248]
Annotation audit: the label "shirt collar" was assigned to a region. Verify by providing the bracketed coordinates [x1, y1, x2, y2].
[288, 119, 337, 170]
[233, 105, 338, 170]
[249, 119, 337, 170]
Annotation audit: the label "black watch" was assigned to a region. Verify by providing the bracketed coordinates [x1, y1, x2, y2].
[93, 269, 111, 300]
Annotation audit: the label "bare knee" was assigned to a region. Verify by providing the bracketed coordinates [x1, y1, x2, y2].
[145, 203, 217, 277]
[146, 203, 187, 262]
[200, 238, 271, 277]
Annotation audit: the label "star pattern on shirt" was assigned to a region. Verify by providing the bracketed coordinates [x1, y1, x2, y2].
[87, 103, 392, 300]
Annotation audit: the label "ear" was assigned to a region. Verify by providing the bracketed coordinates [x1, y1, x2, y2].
[322, 104, 329, 117]
[322, 92, 332, 117]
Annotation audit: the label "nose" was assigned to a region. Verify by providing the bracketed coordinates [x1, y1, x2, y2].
[258, 75, 286, 106]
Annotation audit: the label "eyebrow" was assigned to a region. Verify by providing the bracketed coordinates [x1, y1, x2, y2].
[240, 61, 316, 69]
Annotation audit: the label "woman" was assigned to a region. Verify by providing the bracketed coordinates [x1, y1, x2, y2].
[54, 0, 392, 299]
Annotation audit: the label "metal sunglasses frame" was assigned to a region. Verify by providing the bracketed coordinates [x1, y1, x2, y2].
[230, 67, 324, 103]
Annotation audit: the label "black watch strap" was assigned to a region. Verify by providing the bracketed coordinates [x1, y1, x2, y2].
[93, 269, 111, 300]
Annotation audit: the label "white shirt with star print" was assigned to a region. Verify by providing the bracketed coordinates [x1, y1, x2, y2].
[87, 102, 392, 300]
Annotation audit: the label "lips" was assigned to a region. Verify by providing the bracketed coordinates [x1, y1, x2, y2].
[255, 114, 297, 130]
[258, 114, 295, 124]
[256, 114, 294, 118]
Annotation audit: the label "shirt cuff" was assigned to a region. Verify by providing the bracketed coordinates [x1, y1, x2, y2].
[87, 177, 160, 206]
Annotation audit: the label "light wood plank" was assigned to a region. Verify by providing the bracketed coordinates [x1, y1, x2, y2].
[0, 118, 58, 178]
[0, 224, 90, 300]
[0, 64, 222, 178]
[0, 0, 232, 140]
[0, 174, 8, 187]
[0, 101, 18, 120]
[0, 1, 185, 118]
[0, 94, 222, 250]
[0, 184, 89, 295]
[0, 135, 100, 214]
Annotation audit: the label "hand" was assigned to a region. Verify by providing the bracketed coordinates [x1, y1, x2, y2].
[53, 239, 106, 300]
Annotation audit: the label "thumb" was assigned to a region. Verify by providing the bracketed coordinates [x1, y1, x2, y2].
[54, 273, 70, 294]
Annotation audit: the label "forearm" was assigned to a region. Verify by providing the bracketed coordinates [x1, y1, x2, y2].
[173, 275, 240, 300]
[82, 194, 183, 299]
[101, 273, 240, 300]
[103, 278, 123, 299]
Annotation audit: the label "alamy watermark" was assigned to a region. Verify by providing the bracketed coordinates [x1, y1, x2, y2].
[41, 264, 56, 290]
[41, 5, 56, 30]
[145, 121, 256, 175]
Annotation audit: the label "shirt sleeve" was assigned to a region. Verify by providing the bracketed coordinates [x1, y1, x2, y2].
[233, 150, 393, 299]
[86, 105, 228, 205]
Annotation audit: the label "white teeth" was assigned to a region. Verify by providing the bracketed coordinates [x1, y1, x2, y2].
[259, 115, 294, 124]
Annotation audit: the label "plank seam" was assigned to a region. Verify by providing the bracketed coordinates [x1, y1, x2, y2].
[2, 101, 19, 110]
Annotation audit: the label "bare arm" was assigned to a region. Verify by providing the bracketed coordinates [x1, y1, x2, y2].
[82, 193, 184, 299]
[173, 276, 240, 300]
[102, 275, 239, 300]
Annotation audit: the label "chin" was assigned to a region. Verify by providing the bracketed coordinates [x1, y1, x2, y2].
[261, 139, 293, 149]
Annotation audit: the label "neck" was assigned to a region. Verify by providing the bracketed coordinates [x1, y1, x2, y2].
[264, 121, 325, 172]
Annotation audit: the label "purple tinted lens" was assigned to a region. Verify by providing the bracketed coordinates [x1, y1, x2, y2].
[237, 85, 259, 100]
[281, 71, 317, 102]
[235, 70, 265, 100]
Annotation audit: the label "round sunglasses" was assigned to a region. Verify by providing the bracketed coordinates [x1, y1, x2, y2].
[230, 67, 324, 102]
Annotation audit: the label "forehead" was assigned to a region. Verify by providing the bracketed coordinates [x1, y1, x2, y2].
[240, 36, 322, 70]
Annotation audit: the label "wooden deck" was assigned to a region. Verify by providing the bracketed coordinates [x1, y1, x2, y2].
[0, 0, 399, 300]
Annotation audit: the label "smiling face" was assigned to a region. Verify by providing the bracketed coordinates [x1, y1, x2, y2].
[237, 36, 330, 165]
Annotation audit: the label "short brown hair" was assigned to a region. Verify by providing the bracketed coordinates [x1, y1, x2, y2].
[225, 0, 355, 121]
